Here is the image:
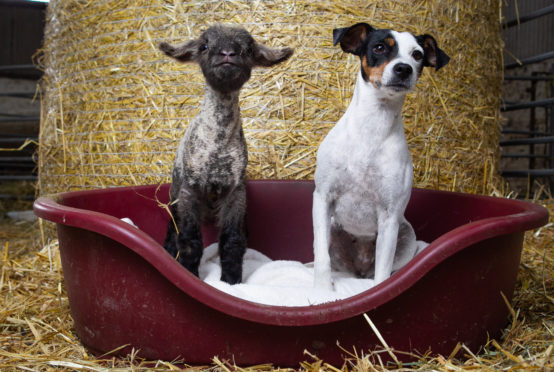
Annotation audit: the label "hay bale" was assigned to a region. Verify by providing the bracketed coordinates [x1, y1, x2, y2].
[38, 0, 504, 196]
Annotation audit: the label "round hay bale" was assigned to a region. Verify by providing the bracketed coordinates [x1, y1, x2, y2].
[38, 0, 504, 197]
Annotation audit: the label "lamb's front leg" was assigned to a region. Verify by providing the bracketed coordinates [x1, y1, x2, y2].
[164, 192, 203, 277]
[218, 184, 247, 284]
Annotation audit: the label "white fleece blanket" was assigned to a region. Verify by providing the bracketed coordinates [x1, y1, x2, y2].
[121, 218, 427, 306]
[199, 243, 377, 306]
[200, 241, 430, 306]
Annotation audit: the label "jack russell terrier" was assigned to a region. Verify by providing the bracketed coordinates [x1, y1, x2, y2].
[313, 22, 450, 289]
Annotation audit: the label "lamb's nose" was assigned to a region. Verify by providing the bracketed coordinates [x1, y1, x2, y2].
[393, 63, 413, 80]
[220, 50, 236, 57]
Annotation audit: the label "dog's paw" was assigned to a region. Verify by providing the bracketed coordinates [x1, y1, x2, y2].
[314, 273, 335, 291]
[317, 281, 335, 291]
[416, 240, 429, 253]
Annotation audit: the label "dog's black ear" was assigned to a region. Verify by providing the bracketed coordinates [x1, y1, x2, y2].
[416, 34, 450, 71]
[333, 23, 374, 56]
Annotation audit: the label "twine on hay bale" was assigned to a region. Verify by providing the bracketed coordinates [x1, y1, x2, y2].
[37, 0, 504, 197]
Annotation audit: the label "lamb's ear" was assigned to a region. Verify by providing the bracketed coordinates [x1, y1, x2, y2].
[159, 40, 202, 63]
[416, 34, 450, 71]
[252, 43, 294, 67]
[333, 22, 374, 56]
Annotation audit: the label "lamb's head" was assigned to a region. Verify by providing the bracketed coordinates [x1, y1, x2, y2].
[159, 24, 294, 94]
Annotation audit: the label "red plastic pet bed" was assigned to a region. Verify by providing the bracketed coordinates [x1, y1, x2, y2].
[33, 180, 548, 366]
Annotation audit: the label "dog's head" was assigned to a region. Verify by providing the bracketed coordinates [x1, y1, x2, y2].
[160, 24, 293, 94]
[333, 23, 450, 93]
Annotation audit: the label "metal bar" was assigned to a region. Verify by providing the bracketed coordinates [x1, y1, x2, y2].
[501, 129, 550, 136]
[0, 112, 37, 118]
[0, 92, 36, 99]
[529, 80, 537, 174]
[0, 0, 47, 9]
[501, 154, 553, 159]
[0, 133, 38, 138]
[502, 4, 554, 28]
[0, 163, 36, 169]
[501, 169, 554, 177]
[504, 75, 554, 81]
[0, 157, 34, 162]
[0, 137, 38, 144]
[547, 64, 554, 171]
[0, 64, 39, 72]
[0, 117, 40, 123]
[500, 136, 554, 146]
[505, 51, 554, 69]
[0, 175, 37, 181]
[501, 98, 554, 112]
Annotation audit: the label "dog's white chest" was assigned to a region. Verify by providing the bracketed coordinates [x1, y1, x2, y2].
[333, 190, 378, 236]
[315, 111, 413, 237]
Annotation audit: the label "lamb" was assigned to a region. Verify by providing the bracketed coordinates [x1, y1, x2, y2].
[159, 24, 293, 284]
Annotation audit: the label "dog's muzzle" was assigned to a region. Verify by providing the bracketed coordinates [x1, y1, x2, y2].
[384, 63, 414, 91]
[393, 63, 413, 80]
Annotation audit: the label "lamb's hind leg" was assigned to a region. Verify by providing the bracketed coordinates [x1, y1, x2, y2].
[164, 191, 203, 276]
[218, 184, 247, 284]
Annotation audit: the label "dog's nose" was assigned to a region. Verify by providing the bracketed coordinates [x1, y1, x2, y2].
[393, 63, 413, 80]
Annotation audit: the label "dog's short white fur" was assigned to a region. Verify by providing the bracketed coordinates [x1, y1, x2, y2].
[313, 24, 449, 289]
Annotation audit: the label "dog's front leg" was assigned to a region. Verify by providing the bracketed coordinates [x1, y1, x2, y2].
[374, 216, 400, 284]
[312, 189, 333, 289]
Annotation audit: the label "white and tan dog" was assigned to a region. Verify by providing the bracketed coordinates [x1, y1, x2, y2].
[313, 23, 450, 289]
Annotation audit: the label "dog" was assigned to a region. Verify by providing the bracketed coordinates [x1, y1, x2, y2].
[312, 22, 450, 289]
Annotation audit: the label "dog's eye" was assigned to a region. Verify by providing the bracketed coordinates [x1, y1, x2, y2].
[412, 50, 423, 61]
[373, 43, 386, 54]
[200, 43, 208, 52]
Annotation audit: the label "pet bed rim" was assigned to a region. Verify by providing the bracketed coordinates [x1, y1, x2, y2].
[33, 181, 549, 326]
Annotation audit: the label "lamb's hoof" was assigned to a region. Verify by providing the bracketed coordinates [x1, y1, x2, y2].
[187, 267, 200, 277]
[221, 270, 242, 285]
[178, 258, 200, 278]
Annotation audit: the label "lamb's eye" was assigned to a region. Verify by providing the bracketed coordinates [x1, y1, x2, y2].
[373, 43, 386, 54]
[245, 46, 253, 56]
[412, 50, 423, 61]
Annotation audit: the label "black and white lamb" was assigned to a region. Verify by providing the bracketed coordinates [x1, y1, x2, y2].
[159, 24, 293, 284]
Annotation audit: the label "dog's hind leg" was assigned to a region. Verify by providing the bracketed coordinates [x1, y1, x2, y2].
[392, 218, 418, 272]
[312, 189, 334, 289]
